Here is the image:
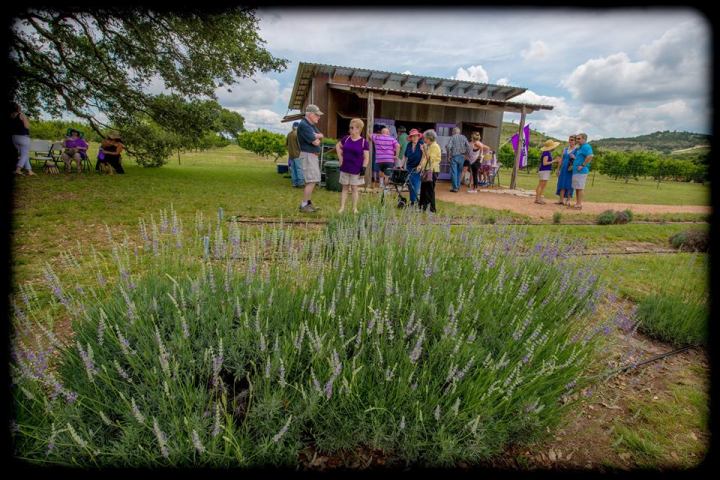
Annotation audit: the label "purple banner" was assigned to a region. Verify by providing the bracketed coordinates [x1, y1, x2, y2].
[511, 124, 531, 169]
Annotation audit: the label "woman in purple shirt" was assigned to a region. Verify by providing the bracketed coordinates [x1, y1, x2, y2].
[62, 128, 89, 172]
[336, 118, 370, 214]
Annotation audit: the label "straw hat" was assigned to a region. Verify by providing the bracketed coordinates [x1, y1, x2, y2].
[107, 131, 122, 140]
[541, 139, 561, 151]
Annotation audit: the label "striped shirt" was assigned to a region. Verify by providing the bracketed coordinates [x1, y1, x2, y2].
[445, 134, 470, 157]
[371, 133, 399, 164]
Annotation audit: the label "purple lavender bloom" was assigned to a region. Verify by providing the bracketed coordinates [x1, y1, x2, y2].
[522, 355, 530, 364]
[423, 266, 433, 278]
[565, 380, 577, 391]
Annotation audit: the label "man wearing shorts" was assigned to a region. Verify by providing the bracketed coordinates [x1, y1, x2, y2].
[571, 133, 594, 210]
[297, 104, 325, 213]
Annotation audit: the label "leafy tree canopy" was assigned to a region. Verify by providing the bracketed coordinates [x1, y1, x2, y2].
[10, 7, 285, 165]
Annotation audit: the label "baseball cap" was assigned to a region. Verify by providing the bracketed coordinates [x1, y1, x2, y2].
[305, 104, 324, 116]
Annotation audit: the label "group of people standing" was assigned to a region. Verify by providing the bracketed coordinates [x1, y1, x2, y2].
[535, 133, 594, 209]
[284, 104, 443, 214]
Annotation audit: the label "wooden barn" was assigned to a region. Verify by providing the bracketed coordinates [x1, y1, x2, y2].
[282, 62, 554, 182]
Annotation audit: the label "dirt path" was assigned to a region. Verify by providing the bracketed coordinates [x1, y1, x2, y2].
[434, 185, 711, 220]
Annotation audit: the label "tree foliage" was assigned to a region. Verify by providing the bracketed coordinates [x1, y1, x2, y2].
[237, 129, 287, 161]
[10, 7, 285, 166]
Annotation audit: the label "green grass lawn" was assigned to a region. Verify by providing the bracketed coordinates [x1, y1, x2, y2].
[12, 145, 710, 288]
[499, 167, 710, 206]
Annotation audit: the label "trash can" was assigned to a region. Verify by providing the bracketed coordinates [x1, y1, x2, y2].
[323, 160, 341, 191]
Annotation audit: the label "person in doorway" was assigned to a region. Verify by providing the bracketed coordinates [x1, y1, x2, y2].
[571, 133, 593, 210]
[555, 134, 577, 205]
[10, 102, 35, 176]
[336, 118, 369, 214]
[286, 122, 305, 188]
[396, 126, 408, 164]
[417, 129, 441, 213]
[534, 139, 561, 204]
[372, 126, 399, 190]
[445, 127, 470, 192]
[465, 132, 487, 193]
[297, 104, 324, 213]
[402, 128, 424, 207]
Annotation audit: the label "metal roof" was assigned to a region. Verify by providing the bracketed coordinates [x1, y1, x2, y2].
[286, 62, 553, 115]
[288, 62, 533, 109]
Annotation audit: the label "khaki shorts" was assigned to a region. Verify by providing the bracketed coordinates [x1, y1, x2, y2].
[339, 171, 365, 186]
[300, 152, 320, 183]
[538, 170, 551, 181]
[572, 173, 588, 190]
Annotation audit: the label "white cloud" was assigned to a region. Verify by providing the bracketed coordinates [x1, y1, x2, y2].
[496, 77, 510, 85]
[453, 65, 489, 83]
[233, 108, 289, 134]
[562, 22, 709, 106]
[521, 40, 548, 61]
[402, 70, 413, 75]
[215, 76, 284, 109]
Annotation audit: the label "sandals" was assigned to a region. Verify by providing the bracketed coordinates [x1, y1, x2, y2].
[571, 204, 583, 210]
[534, 200, 546, 205]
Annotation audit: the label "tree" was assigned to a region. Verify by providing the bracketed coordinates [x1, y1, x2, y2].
[9, 7, 286, 166]
[237, 130, 287, 161]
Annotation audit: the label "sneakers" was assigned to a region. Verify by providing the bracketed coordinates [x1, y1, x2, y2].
[300, 201, 318, 213]
[468, 189, 477, 193]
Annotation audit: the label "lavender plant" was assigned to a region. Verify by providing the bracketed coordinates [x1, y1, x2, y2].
[11, 205, 609, 467]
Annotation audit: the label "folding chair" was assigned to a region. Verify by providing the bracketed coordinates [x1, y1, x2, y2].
[45, 142, 65, 174]
[487, 164, 501, 188]
[29, 139, 52, 169]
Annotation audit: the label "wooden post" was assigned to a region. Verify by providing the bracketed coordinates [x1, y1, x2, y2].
[365, 91, 374, 187]
[510, 106, 526, 190]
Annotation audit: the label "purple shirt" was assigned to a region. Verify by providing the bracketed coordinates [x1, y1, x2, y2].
[372, 133, 399, 164]
[339, 135, 369, 175]
[64, 137, 88, 150]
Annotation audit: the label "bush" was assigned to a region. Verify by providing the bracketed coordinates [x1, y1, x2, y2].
[597, 210, 633, 225]
[12, 207, 607, 467]
[669, 229, 709, 252]
[552, 212, 562, 224]
[596, 210, 617, 225]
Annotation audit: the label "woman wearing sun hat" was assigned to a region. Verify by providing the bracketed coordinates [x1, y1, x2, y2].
[534, 138, 561, 204]
[402, 128, 424, 207]
[62, 128, 89, 172]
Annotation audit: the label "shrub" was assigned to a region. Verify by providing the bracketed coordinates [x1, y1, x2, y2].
[596, 210, 617, 225]
[12, 207, 607, 467]
[596, 210, 633, 225]
[669, 229, 709, 252]
[552, 212, 562, 225]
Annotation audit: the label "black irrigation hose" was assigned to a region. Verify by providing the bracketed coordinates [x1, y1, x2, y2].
[603, 345, 695, 381]
[226, 216, 707, 227]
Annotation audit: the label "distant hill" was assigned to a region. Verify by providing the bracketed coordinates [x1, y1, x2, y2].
[500, 124, 711, 155]
[591, 130, 710, 154]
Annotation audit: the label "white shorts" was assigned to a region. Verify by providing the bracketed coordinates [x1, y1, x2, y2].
[538, 170, 551, 181]
[300, 152, 320, 183]
[572, 173, 588, 190]
[339, 171, 365, 186]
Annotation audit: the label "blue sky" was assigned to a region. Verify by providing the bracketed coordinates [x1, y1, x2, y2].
[214, 7, 711, 141]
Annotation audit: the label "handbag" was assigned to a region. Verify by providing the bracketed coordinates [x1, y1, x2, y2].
[420, 146, 434, 182]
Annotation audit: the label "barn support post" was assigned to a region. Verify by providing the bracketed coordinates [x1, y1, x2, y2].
[365, 91, 375, 187]
[510, 106, 526, 190]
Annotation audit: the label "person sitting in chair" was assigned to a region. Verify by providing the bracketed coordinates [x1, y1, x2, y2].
[96, 132, 125, 174]
[62, 128, 89, 173]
